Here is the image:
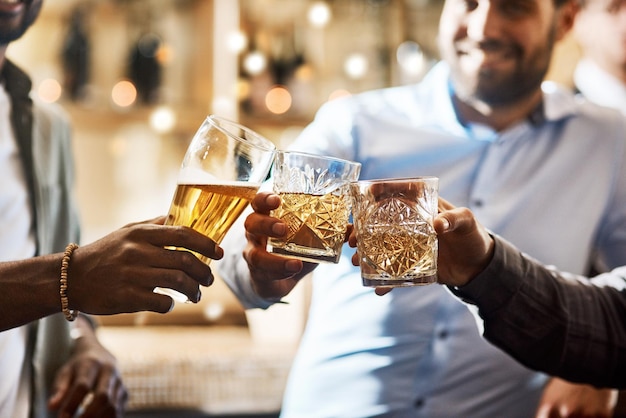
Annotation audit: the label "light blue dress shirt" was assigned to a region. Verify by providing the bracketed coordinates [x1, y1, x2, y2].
[219, 61, 626, 417]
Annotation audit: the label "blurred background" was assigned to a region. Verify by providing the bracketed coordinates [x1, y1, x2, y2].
[7, 1, 581, 416]
[8, 0, 579, 244]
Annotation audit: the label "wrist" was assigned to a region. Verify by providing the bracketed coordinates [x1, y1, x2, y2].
[462, 233, 496, 286]
[70, 315, 100, 351]
[60, 243, 80, 321]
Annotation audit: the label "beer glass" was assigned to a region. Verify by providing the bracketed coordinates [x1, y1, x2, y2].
[157, 115, 276, 302]
[267, 151, 361, 263]
[350, 177, 438, 287]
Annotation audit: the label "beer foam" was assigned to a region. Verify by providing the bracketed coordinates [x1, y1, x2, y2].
[177, 167, 261, 187]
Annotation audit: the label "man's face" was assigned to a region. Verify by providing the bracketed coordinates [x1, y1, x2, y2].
[0, 0, 43, 46]
[574, 0, 626, 75]
[437, 0, 564, 106]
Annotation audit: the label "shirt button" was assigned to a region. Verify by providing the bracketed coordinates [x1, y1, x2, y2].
[414, 398, 424, 408]
[438, 330, 448, 339]
[472, 199, 483, 208]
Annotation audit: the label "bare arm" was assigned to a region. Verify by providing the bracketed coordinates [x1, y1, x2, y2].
[0, 217, 223, 331]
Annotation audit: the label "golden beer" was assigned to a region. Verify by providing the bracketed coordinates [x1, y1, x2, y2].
[166, 182, 259, 264]
[157, 115, 275, 302]
[268, 191, 350, 263]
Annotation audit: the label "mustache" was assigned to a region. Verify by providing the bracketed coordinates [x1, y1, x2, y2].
[456, 39, 521, 56]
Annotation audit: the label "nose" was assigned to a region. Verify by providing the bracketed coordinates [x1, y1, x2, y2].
[465, 3, 505, 41]
[617, 2, 626, 22]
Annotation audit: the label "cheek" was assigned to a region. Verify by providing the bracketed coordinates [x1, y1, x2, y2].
[576, 16, 613, 47]
[438, 8, 463, 44]
[612, 38, 626, 64]
[437, 22, 463, 58]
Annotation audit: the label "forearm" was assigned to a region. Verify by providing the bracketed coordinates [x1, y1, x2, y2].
[0, 253, 63, 331]
[450, 236, 626, 388]
[71, 314, 102, 353]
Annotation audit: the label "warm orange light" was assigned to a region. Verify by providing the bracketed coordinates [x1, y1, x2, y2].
[38, 78, 62, 103]
[111, 80, 137, 107]
[236, 79, 251, 100]
[156, 43, 173, 64]
[328, 89, 352, 101]
[265, 86, 292, 114]
[295, 64, 314, 82]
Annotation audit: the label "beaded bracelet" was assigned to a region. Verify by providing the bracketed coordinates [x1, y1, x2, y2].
[60, 243, 80, 322]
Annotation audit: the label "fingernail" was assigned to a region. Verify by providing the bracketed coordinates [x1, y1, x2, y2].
[272, 222, 287, 236]
[197, 290, 202, 303]
[168, 299, 175, 312]
[285, 259, 301, 273]
[267, 194, 281, 206]
[440, 217, 450, 231]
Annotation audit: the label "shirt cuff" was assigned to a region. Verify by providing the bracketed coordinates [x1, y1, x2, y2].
[447, 235, 527, 315]
[218, 253, 285, 310]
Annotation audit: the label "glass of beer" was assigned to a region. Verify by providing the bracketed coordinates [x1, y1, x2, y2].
[267, 151, 361, 263]
[157, 115, 276, 301]
[350, 177, 438, 287]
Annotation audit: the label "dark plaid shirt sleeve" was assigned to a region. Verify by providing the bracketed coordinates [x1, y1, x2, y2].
[448, 236, 626, 389]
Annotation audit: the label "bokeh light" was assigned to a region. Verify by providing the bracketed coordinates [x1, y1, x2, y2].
[265, 86, 292, 114]
[111, 80, 137, 107]
[227, 31, 248, 54]
[344, 53, 368, 79]
[328, 89, 352, 101]
[156, 43, 174, 65]
[149, 106, 177, 133]
[236, 78, 251, 100]
[243, 51, 267, 76]
[396, 41, 426, 77]
[308, 2, 332, 28]
[37, 78, 62, 103]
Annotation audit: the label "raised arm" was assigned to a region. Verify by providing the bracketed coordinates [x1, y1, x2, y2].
[0, 217, 223, 331]
[435, 200, 626, 388]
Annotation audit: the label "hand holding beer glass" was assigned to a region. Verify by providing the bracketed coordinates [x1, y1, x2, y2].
[267, 151, 361, 263]
[158, 115, 276, 302]
[350, 177, 439, 287]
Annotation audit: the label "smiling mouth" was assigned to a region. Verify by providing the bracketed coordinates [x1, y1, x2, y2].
[467, 48, 512, 63]
[457, 41, 517, 68]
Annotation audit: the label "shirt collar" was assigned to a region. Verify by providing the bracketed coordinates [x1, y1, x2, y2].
[429, 62, 578, 137]
[574, 58, 626, 113]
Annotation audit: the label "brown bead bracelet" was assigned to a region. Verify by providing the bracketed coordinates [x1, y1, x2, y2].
[60, 243, 79, 321]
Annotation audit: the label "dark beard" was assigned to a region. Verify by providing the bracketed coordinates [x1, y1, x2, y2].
[452, 27, 556, 107]
[0, 1, 42, 46]
[0, 25, 30, 45]
[472, 63, 547, 106]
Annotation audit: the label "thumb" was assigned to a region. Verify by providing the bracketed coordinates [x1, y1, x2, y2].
[434, 213, 451, 234]
[47, 365, 72, 410]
